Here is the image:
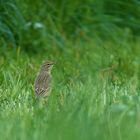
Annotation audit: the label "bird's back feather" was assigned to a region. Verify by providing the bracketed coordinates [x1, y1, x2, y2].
[35, 71, 51, 97]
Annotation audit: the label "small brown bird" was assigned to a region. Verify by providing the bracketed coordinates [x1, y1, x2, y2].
[34, 60, 54, 98]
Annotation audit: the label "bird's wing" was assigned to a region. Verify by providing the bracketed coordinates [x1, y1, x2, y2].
[35, 72, 51, 97]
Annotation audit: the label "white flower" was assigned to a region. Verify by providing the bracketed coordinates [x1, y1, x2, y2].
[34, 22, 44, 29]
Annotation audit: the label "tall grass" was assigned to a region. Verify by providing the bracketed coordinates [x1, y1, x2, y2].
[0, 0, 25, 46]
[0, 0, 140, 49]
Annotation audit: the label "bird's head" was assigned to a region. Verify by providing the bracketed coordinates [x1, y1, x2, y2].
[41, 60, 54, 73]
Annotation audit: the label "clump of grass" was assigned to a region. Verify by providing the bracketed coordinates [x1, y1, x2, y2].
[0, 0, 25, 47]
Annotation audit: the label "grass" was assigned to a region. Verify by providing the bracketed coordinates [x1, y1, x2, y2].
[0, 38, 140, 140]
[1, 0, 140, 48]
[1, 0, 140, 139]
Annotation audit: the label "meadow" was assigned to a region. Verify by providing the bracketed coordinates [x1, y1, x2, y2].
[0, 0, 140, 140]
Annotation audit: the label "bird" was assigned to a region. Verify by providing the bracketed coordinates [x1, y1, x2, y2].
[34, 60, 54, 99]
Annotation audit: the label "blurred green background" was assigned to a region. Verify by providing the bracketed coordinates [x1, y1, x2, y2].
[0, 0, 140, 140]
